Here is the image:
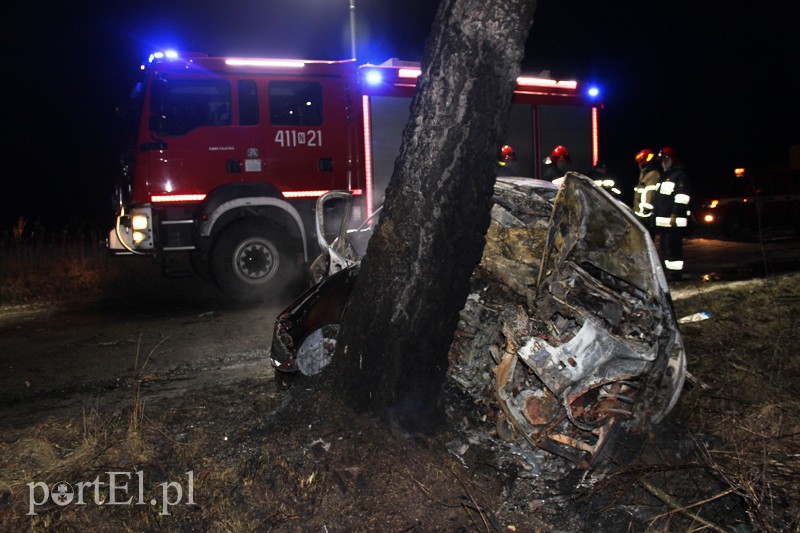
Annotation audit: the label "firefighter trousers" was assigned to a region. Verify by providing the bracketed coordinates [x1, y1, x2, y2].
[658, 227, 684, 278]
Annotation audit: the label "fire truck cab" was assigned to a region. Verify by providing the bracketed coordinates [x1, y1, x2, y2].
[110, 52, 364, 300]
[109, 50, 601, 301]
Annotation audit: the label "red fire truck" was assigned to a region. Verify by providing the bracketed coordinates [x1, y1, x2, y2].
[108, 50, 601, 300]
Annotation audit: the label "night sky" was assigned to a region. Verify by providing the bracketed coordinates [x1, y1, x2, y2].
[5, 0, 799, 231]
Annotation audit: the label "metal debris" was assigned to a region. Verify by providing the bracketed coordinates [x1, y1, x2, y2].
[449, 174, 686, 467]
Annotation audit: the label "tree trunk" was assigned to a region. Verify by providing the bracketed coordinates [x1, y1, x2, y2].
[331, 0, 537, 430]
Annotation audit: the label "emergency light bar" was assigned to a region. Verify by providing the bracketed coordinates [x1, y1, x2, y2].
[225, 58, 306, 68]
[148, 50, 179, 63]
[516, 76, 578, 90]
[398, 68, 422, 79]
[394, 67, 578, 90]
[147, 51, 309, 69]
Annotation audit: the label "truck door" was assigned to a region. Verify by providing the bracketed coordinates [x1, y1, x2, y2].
[244, 77, 355, 195]
[145, 75, 241, 198]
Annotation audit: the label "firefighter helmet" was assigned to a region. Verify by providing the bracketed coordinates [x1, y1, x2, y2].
[658, 146, 677, 161]
[634, 149, 654, 165]
[499, 144, 516, 162]
[549, 145, 571, 163]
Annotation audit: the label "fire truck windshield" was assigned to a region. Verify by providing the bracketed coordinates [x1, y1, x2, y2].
[149, 78, 232, 136]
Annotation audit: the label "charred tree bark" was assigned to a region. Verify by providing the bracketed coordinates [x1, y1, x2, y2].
[331, 0, 537, 430]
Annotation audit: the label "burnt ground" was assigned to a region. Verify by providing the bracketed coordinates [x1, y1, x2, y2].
[1, 248, 799, 531]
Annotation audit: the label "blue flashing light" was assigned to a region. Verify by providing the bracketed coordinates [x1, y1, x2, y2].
[364, 70, 383, 86]
[587, 86, 600, 98]
[148, 50, 180, 64]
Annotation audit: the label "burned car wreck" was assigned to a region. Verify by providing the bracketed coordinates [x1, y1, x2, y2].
[269, 173, 686, 467]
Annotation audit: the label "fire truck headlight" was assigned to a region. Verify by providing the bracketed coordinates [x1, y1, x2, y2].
[131, 214, 149, 231]
[133, 231, 147, 244]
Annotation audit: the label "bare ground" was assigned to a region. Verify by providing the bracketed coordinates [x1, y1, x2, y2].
[1, 258, 798, 531]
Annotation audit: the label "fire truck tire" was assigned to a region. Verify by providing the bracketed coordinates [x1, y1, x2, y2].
[210, 220, 299, 302]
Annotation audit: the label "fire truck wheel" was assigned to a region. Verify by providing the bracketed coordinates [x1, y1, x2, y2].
[210, 220, 298, 302]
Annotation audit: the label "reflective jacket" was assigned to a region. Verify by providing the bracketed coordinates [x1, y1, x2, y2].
[654, 164, 690, 228]
[633, 162, 661, 218]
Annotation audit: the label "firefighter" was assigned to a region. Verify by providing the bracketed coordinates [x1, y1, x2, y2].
[653, 146, 690, 281]
[588, 161, 622, 197]
[632, 149, 662, 229]
[497, 144, 517, 176]
[543, 145, 571, 184]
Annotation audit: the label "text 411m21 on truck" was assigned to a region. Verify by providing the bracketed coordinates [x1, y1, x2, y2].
[108, 50, 603, 301]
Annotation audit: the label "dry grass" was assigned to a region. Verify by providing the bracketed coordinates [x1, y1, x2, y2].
[0, 217, 113, 304]
[674, 273, 800, 531]
[0, 374, 501, 531]
[0, 216, 177, 307]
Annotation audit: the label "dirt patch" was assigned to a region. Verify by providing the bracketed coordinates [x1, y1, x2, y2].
[1, 274, 799, 531]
